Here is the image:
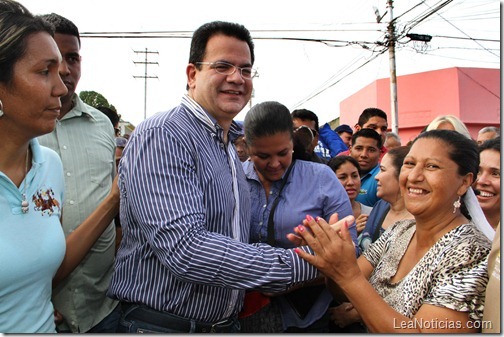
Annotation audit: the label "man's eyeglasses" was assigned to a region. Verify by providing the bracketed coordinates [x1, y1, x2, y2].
[196, 61, 259, 80]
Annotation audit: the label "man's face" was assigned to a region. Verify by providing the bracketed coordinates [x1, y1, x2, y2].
[356, 116, 388, 144]
[338, 131, 352, 148]
[477, 131, 498, 145]
[292, 118, 318, 152]
[349, 136, 381, 173]
[53, 33, 81, 105]
[384, 135, 401, 149]
[187, 34, 253, 128]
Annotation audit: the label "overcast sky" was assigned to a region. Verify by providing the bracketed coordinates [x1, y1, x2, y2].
[20, 0, 500, 127]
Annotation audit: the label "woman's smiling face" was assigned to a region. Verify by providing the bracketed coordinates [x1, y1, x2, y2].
[248, 131, 293, 183]
[399, 138, 471, 217]
[475, 149, 500, 214]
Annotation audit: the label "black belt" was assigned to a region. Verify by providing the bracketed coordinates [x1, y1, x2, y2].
[121, 302, 236, 333]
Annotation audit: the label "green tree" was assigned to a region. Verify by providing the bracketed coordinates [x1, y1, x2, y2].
[79, 90, 116, 111]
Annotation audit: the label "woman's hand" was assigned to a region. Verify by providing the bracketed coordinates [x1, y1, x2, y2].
[355, 214, 369, 234]
[293, 214, 360, 287]
[286, 213, 354, 247]
[329, 302, 361, 327]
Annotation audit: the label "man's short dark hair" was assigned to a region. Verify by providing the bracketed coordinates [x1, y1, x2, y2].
[351, 128, 383, 148]
[357, 107, 388, 127]
[189, 21, 254, 66]
[479, 137, 500, 153]
[39, 13, 80, 47]
[187, 21, 254, 91]
[291, 109, 320, 131]
[97, 106, 120, 127]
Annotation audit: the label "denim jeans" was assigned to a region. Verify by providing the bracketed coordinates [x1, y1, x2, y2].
[117, 303, 241, 333]
[87, 303, 121, 333]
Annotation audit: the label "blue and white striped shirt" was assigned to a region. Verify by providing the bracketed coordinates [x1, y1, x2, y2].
[107, 95, 318, 323]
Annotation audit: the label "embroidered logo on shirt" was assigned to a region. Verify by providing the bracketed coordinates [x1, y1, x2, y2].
[32, 188, 61, 216]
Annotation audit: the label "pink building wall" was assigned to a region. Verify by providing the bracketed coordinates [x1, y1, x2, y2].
[339, 67, 500, 144]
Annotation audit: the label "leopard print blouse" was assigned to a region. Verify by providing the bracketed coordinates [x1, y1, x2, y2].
[362, 219, 491, 322]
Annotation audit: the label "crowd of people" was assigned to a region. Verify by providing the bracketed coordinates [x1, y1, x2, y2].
[0, 0, 500, 333]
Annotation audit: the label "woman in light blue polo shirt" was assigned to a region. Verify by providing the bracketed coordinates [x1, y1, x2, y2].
[0, 1, 119, 332]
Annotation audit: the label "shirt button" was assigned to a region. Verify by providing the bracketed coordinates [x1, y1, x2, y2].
[69, 200, 75, 205]
[63, 145, 67, 150]
[259, 221, 263, 225]
[263, 204, 266, 208]
[66, 172, 71, 176]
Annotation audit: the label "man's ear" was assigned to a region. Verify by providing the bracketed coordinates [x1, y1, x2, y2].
[354, 124, 361, 133]
[186, 64, 197, 90]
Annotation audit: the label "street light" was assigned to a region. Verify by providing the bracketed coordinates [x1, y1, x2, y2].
[406, 33, 433, 42]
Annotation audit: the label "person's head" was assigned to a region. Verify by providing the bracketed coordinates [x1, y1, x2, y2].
[477, 126, 499, 145]
[97, 106, 120, 136]
[328, 156, 361, 202]
[244, 101, 293, 183]
[39, 13, 81, 112]
[400, 129, 478, 221]
[335, 124, 353, 148]
[375, 146, 410, 203]
[475, 137, 500, 227]
[233, 135, 249, 162]
[0, 0, 67, 138]
[384, 132, 401, 149]
[291, 109, 320, 152]
[292, 125, 315, 161]
[425, 115, 471, 139]
[115, 136, 127, 167]
[186, 21, 255, 130]
[349, 128, 382, 173]
[355, 107, 388, 144]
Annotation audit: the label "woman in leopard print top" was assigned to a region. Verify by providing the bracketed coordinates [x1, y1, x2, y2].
[293, 130, 491, 333]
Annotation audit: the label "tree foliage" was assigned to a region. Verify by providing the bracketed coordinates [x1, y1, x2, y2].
[79, 90, 116, 111]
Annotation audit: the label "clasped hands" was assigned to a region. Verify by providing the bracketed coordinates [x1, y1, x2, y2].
[287, 213, 361, 286]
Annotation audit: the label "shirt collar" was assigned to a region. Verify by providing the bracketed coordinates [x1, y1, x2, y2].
[182, 95, 243, 143]
[361, 163, 380, 178]
[60, 94, 97, 121]
[243, 160, 296, 185]
[29, 138, 45, 166]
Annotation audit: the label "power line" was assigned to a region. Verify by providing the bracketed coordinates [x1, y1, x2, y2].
[291, 48, 387, 109]
[458, 68, 500, 99]
[424, 1, 500, 57]
[400, 0, 454, 36]
[402, 46, 500, 64]
[429, 35, 499, 43]
[80, 27, 384, 39]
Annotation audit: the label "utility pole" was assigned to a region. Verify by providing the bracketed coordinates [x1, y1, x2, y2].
[387, 0, 399, 135]
[133, 48, 159, 120]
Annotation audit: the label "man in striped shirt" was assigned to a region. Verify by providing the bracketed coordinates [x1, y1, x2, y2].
[107, 21, 322, 333]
